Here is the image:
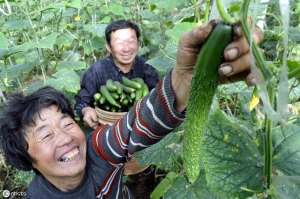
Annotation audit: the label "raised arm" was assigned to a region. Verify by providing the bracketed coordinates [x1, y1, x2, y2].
[91, 21, 263, 164]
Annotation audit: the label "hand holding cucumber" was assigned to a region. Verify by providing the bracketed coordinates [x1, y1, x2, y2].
[172, 20, 263, 112]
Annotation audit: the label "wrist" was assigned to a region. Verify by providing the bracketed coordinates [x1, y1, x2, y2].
[171, 69, 192, 112]
[82, 106, 93, 115]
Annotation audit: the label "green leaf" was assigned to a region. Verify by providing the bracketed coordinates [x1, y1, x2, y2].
[147, 42, 177, 77]
[135, 130, 183, 172]
[147, 54, 175, 77]
[288, 60, 300, 79]
[202, 109, 263, 198]
[3, 19, 32, 30]
[56, 33, 75, 48]
[149, 0, 185, 11]
[0, 63, 35, 80]
[271, 176, 300, 199]
[273, 123, 300, 176]
[66, 0, 82, 9]
[38, 33, 59, 49]
[83, 24, 107, 37]
[151, 172, 178, 199]
[105, 3, 126, 17]
[166, 22, 197, 44]
[57, 61, 86, 71]
[0, 33, 9, 49]
[289, 27, 300, 43]
[164, 172, 222, 199]
[14, 41, 36, 52]
[90, 36, 105, 51]
[24, 79, 45, 94]
[61, 51, 81, 62]
[46, 69, 80, 94]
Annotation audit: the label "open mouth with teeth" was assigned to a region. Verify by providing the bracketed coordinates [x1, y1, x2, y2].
[58, 147, 80, 163]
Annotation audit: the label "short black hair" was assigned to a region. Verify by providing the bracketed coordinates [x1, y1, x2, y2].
[105, 19, 140, 46]
[0, 86, 74, 171]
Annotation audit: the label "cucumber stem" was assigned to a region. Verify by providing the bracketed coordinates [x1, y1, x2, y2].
[241, 0, 274, 192]
[216, 0, 236, 24]
[240, 0, 272, 80]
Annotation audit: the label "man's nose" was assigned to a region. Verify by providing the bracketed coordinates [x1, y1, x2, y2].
[122, 44, 130, 52]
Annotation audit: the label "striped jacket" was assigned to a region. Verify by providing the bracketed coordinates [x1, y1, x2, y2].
[26, 71, 185, 199]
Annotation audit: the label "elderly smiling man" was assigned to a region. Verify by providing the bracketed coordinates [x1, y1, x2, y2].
[75, 20, 159, 129]
[0, 21, 262, 199]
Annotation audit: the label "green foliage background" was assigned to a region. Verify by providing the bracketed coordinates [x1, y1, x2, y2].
[0, 0, 300, 198]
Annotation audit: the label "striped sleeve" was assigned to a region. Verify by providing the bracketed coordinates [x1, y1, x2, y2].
[92, 70, 185, 164]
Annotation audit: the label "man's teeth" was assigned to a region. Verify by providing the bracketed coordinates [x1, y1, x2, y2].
[59, 148, 79, 162]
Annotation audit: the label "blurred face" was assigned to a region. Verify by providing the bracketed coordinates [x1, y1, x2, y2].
[26, 105, 87, 189]
[107, 28, 139, 70]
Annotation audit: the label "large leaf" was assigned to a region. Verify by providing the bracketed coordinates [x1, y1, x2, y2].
[66, 0, 81, 9]
[271, 176, 300, 199]
[202, 109, 263, 198]
[288, 60, 300, 80]
[0, 33, 9, 49]
[147, 42, 177, 76]
[0, 63, 35, 80]
[135, 130, 183, 172]
[83, 24, 107, 37]
[24, 79, 45, 94]
[103, 3, 126, 17]
[0, 48, 22, 60]
[46, 69, 80, 94]
[149, 0, 185, 11]
[147, 54, 175, 77]
[164, 171, 222, 199]
[273, 123, 300, 176]
[57, 61, 86, 71]
[56, 33, 75, 48]
[166, 22, 197, 44]
[37, 32, 59, 49]
[289, 27, 300, 43]
[3, 19, 32, 30]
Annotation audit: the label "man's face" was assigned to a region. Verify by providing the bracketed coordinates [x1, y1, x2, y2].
[26, 105, 87, 181]
[107, 28, 139, 69]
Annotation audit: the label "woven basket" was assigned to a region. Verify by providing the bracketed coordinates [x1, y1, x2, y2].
[95, 107, 149, 175]
[95, 107, 126, 125]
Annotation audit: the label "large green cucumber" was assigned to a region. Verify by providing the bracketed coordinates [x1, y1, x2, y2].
[183, 23, 233, 183]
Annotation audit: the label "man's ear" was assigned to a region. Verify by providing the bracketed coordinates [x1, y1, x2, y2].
[106, 44, 112, 54]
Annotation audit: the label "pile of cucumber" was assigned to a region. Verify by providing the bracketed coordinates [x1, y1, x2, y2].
[93, 77, 149, 112]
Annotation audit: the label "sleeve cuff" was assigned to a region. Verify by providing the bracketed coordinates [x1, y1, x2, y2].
[160, 70, 186, 121]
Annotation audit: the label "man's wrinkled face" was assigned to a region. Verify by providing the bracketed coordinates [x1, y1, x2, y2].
[26, 105, 87, 180]
[107, 28, 139, 68]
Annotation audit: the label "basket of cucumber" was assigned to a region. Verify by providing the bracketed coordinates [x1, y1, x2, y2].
[94, 77, 149, 126]
[94, 77, 150, 175]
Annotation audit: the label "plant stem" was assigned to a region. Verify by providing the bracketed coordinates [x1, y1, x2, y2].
[204, 0, 211, 23]
[264, 84, 274, 190]
[192, 0, 200, 23]
[241, 0, 274, 192]
[216, 0, 236, 24]
[240, 0, 272, 81]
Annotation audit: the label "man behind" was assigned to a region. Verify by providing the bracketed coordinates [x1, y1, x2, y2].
[75, 20, 159, 129]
